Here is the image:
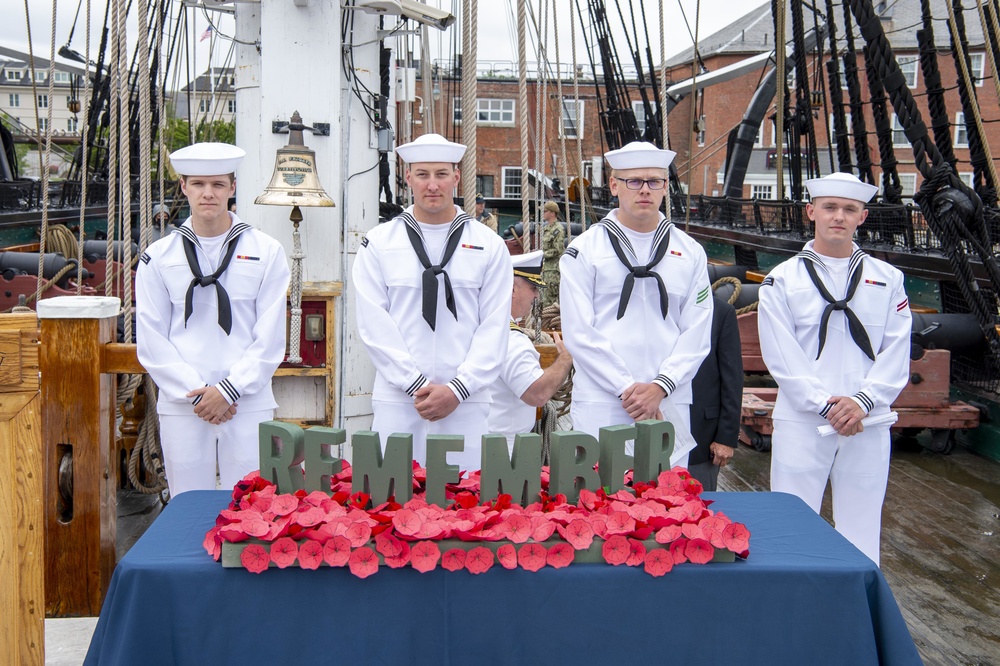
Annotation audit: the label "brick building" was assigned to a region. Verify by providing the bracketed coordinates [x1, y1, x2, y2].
[663, 0, 998, 200]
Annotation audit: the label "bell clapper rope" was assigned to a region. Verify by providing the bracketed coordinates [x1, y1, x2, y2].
[288, 205, 305, 365]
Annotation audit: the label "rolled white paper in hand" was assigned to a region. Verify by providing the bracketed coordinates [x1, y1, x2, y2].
[816, 411, 899, 437]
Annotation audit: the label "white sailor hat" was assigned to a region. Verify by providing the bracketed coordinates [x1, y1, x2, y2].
[605, 141, 677, 170]
[511, 250, 545, 287]
[169, 142, 246, 176]
[395, 133, 467, 165]
[804, 172, 878, 203]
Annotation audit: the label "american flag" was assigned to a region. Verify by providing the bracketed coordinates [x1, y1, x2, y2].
[199, 26, 212, 42]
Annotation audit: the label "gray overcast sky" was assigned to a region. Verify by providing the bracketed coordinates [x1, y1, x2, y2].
[3, 0, 767, 88]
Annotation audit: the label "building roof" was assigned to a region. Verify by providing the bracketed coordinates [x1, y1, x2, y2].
[664, 0, 986, 68]
[181, 67, 236, 94]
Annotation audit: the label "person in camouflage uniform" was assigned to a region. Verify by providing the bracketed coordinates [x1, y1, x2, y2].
[541, 200, 565, 309]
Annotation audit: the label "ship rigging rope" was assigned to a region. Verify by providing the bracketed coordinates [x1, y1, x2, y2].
[917, 0, 957, 171]
[461, 0, 478, 217]
[517, 0, 530, 243]
[659, 0, 669, 223]
[684, 0, 701, 232]
[773, 0, 786, 202]
[76, 0, 93, 293]
[846, 0, 1000, 359]
[116, 0, 133, 343]
[106, 0, 121, 306]
[569, 0, 589, 233]
[137, 0, 153, 257]
[552, 0, 571, 230]
[128, 375, 168, 494]
[956, 0, 1000, 195]
[21, 0, 58, 303]
[534, 0, 548, 248]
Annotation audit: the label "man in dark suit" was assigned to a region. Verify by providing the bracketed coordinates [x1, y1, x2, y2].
[688, 296, 743, 491]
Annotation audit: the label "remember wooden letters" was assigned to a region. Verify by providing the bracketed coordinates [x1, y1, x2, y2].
[258, 421, 675, 507]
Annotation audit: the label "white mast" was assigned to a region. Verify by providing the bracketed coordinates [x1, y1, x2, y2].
[234, 0, 384, 455]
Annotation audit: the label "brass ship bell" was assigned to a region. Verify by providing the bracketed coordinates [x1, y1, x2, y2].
[255, 111, 335, 208]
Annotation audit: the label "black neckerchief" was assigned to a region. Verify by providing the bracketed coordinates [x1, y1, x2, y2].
[799, 248, 876, 361]
[400, 211, 470, 331]
[176, 222, 250, 336]
[600, 217, 672, 320]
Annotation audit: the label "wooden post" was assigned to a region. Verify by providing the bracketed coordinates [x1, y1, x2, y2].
[0, 313, 43, 665]
[38, 297, 119, 617]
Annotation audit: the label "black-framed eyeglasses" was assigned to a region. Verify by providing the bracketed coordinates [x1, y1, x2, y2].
[614, 177, 667, 191]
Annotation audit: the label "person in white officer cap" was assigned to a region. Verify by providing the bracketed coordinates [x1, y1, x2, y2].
[559, 141, 712, 467]
[136, 142, 291, 496]
[757, 171, 911, 565]
[487, 251, 573, 451]
[353, 133, 513, 471]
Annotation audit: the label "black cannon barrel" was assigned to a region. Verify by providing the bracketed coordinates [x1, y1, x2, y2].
[0, 251, 79, 287]
[82, 240, 140, 263]
[708, 265, 751, 284]
[911, 312, 986, 356]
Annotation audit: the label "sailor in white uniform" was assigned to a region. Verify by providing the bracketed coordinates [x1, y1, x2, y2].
[136, 143, 291, 496]
[353, 134, 513, 471]
[487, 251, 573, 451]
[758, 172, 911, 565]
[559, 142, 713, 465]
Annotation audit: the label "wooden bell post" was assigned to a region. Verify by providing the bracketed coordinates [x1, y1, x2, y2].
[38, 296, 119, 617]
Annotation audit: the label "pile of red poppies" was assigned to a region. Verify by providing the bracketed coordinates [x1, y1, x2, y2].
[204, 463, 750, 577]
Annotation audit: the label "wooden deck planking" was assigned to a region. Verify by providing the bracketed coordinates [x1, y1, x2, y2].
[719, 440, 1000, 665]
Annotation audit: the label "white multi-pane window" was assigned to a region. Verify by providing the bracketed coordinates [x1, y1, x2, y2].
[955, 112, 969, 147]
[228, 99, 236, 113]
[37, 94, 48, 109]
[199, 99, 209, 113]
[501, 166, 522, 198]
[959, 172, 974, 188]
[891, 114, 910, 147]
[34, 69, 46, 82]
[8, 93, 19, 107]
[969, 53, 985, 86]
[478, 98, 515, 125]
[633, 100, 646, 134]
[5, 70, 20, 81]
[754, 120, 764, 147]
[452, 97, 462, 123]
[697, 114, 706, 147]
[560, 99, 584, 139]
[897, 173, 917, 198]
[38, 117, 48, 131]
[751, 184, 773, 199]
[898, 55, 919, 88]
[53, 71, 70, 83]
[67, 117, 78, 132]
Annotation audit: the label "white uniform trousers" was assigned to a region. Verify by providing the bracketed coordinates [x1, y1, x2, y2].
[771, 419, 891, 565]
[372, 400, 490, 472]
[570, 400, 691, 469]
[159, 409, 273, 496]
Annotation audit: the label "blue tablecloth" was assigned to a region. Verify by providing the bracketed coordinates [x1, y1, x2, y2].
[84, 490, 920, 665]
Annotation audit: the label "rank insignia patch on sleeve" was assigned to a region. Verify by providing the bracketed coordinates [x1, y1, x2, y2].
[565, 247, 579, 259]
[140, 252, 151, 265]
[761, 276, 774, 286]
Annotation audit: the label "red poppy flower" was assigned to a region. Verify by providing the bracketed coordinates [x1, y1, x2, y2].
[240, 515, 270, 538]
[348, 546, 379, 578]
[531, 518, 556, 542]
[295, 506, 326, 528]
[270, 537, 299, 568]
[546, 542, 575, 569]
[271, 494, 299, 516]
[392, 508, 423, 536]
[345, 522, 372, 548]
[297, 539, 324, 570]
[669, 538, 689, 565]
[605, 511, 636, 536]
[602, 535, 630, 566]
[722, 523, 751, 553]
[685, 538, 715, 564]
[322, 535, 351, 567]
[464, 546, 495, 574]
[497, 543, 518, 569]
[303, 490, 329, 507]
[384, 540, 412, 569]
[453, 492, 479, 510]
[410, 541, 441, 573]
[644, 548, 674, 577]
[218, 525, 250, 543]
[626, 538, 647, 566]
[441, 548, 468, 572]
[578, 488, 599, 511]
[681, 523, 705, 541]
[517, 543, 548, 572]
[502, 515, 533, 544]
[203, 527, 222, 561]
[240, 543, 271, 574]
[559, 519, 595, 551]
[375, 532, 404, 558]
